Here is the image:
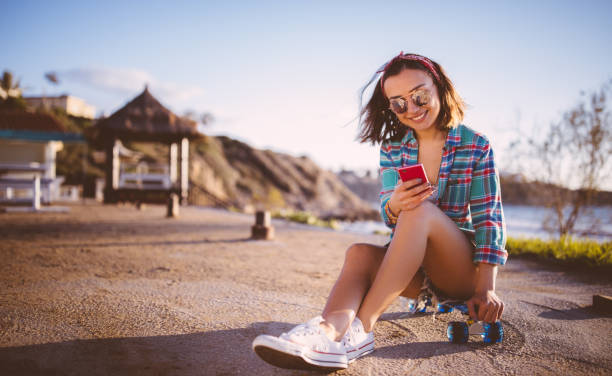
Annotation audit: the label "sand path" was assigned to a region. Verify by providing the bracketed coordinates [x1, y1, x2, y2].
[0, 203, 610, 375]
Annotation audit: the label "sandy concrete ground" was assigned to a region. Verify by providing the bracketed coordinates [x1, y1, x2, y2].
[0, 202, 611, 376]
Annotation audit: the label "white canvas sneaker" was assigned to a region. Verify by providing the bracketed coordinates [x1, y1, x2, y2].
[252, 316, 348, 371]
[342, 317, 375, 363]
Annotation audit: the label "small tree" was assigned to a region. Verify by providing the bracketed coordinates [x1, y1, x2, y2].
[200, 112, 215, 126]
[0, 70, 21, 98]
[182, 110, 214, 127]
[525, 80, 612, 237]
[0, 70, 27, 110]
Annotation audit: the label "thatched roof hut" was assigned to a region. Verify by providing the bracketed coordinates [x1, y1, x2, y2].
[95, 87, 201, 143]
[96, 87, 201, 210]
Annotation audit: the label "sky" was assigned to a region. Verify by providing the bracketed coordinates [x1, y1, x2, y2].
[3, 0, 612, 187]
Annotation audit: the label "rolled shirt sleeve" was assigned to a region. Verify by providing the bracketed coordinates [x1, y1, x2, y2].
[379, 141, 398, 229]
[469, 143, 508, 265]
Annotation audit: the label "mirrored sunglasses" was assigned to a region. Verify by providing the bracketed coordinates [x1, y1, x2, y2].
[389, 88, 431, 114]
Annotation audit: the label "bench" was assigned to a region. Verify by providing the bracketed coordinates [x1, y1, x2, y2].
[0, 176, 43, 209]
[0, 163, 63, 210]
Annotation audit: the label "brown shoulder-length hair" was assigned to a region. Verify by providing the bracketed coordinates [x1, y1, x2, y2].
[358, 55, 465, 145]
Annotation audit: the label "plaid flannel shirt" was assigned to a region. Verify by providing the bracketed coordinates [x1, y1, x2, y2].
[379, 124, 507, 265]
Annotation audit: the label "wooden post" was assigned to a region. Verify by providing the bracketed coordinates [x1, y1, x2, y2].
[169, 142, 178, 186]
[179, 137, 189, 204]
[32, 175, 41, 210]
[104, 138, 120, 203]
[43, 141, 57, 179]
[112, 140, 120, 189]
[251, 210, 274, 240]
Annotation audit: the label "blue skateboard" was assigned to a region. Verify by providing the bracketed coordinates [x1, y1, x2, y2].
[402, 298, 504, 344]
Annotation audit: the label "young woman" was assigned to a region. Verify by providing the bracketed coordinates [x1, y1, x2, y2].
[252, 52, 507, 372]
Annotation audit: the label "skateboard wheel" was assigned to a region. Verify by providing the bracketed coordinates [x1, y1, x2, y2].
[437, 303, 454, 313]
[400, 297, 417, 313]
[482, 322, 503, 343]
[447, 321, 468, 343]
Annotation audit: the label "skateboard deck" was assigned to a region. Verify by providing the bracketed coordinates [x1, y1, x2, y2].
[401, 297, 503, 344]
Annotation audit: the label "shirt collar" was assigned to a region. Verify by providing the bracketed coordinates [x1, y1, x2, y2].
[401, 125, 462, 149]
[401, 127, 416, 145]
[445, 124, 462, 148]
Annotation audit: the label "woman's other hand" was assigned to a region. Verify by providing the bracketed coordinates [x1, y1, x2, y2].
[388, 179, 434, 214]
[467, 263, 503, 323]
[466, 289, 504, 323]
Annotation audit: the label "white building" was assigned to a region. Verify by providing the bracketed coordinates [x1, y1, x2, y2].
[0, 111, 84, 207]
[24, 95, 96, 119]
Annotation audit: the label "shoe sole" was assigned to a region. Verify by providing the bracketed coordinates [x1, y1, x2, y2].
[252, 335, 347, 372]
[347, 340, 375, 363]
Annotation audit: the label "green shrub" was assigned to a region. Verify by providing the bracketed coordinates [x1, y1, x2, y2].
[266, 187, 286, 208]
[272, 210, 339, 230]
[506, 236, 612, 267]
[374, 229, 391, 236]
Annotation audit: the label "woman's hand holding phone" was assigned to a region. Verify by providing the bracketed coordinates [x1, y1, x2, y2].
[388, 178, 434, 214]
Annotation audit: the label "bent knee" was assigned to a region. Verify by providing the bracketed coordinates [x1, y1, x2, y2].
[344, 243, 385, 269]
[345, 243, 375, 262]
[396, 200, 439, 225]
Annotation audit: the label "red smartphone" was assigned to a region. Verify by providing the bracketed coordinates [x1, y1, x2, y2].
[398, 164, 429, 184]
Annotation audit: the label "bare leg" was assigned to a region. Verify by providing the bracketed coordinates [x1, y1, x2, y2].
[319, 243, 384, 341]
[357, 201, 476, 332]
[320, 244, 424, 341]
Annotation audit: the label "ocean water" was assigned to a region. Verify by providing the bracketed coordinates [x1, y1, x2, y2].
[337, 204, 612, 242]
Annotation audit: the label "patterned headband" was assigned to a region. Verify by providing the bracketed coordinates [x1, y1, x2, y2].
[377, 52, 440, 95]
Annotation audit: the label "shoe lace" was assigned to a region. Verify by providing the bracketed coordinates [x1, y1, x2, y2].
[341, 336, 352, 347]
[292, 327, 318, 336]
[284, 320, 331, 352]
[286, 319, 323, 337]
[342, 326, 356, 347]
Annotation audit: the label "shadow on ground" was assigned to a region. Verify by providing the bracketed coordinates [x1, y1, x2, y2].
[0, 221, 252, 242]
[39, 237, 255, 250]
[0, 322, 306, 376]
[539, 306, 612, 320]
[373, 341, 475, 360]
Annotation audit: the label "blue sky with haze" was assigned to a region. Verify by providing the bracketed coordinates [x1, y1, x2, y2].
[3, 1, 611, 186]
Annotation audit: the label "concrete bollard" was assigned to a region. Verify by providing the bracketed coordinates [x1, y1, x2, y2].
[167, 193, 179, 218]
[251, 210, 274, 240]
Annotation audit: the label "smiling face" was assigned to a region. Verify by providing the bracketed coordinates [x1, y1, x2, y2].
[383, 68, 441, 132]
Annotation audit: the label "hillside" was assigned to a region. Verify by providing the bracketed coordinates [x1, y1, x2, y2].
[337, 170, 379, 207]
[186, 136, 378, 220]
